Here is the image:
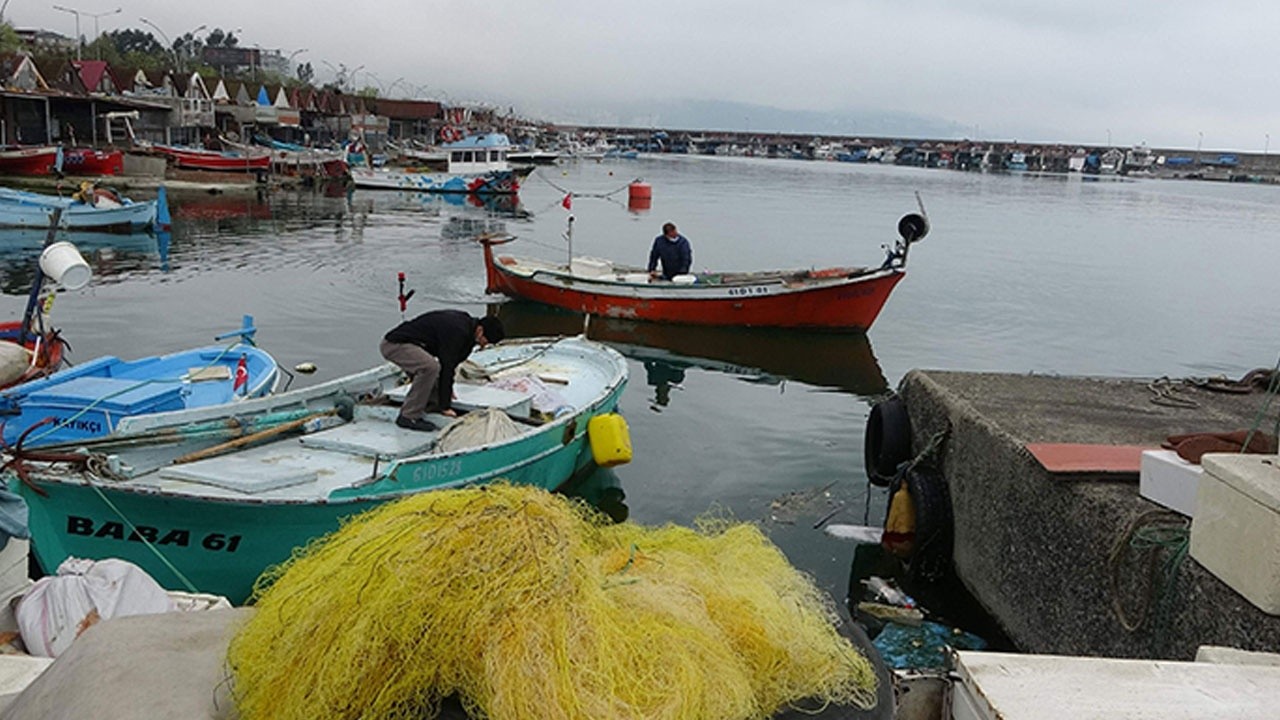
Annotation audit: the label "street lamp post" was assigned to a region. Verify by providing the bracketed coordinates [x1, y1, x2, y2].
[51, 5, 82, 61]
[84, 7, 121, 59]
[178, 24, 207, 73]
[138, 17, 174, 68]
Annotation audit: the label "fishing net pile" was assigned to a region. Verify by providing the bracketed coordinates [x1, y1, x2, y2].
[227, 484, 877, 720]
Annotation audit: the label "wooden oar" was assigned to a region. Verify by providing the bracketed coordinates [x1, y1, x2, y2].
[172, 408, 338, 465]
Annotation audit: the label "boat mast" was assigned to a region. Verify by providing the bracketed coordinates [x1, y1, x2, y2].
[564, 214, 575, 267]
[19, 208, 62, 346]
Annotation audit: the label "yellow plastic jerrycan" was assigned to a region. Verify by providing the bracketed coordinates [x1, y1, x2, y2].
[588, 413, 632, 467]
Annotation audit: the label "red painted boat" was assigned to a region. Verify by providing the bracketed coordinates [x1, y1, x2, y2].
[60, 147, 124, 176]
[152, 144, 271, 172]
[0, 320, 66, 389]
[0, 146, 59, 176]
[482, 212, 929, 332]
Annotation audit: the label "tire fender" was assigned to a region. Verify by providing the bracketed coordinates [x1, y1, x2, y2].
[864, 396, 912, 486]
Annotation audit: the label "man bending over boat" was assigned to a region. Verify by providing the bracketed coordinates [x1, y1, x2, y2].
[380, 310, 505, 432]
[648, 222, 693, 280]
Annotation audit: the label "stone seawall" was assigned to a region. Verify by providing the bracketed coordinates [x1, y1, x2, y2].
[897, 369, 1280, 659]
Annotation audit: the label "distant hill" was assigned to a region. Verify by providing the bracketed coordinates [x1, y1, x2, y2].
[541, 98, 972, 139]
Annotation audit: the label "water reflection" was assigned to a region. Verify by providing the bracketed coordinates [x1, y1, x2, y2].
[558, 466, 628, 523]
[644, 359, 686, 408]
[0, 228, 166, 292]
[491, 301, 889, 399]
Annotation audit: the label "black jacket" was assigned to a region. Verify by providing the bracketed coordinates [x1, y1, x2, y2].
[384, 310, 477, 410]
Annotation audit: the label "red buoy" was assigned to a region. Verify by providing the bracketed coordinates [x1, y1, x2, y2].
[628, 181, 652, 211]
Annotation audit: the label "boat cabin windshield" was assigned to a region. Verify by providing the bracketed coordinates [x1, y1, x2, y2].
[450, 150, 506, 163]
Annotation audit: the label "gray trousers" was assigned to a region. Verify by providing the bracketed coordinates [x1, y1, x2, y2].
[379, 339, 441, 419]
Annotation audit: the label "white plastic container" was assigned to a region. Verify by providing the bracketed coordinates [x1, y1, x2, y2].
[569, 257, 613, 278]
[671, 274, 697, 285]
[39, 241, 91, 290]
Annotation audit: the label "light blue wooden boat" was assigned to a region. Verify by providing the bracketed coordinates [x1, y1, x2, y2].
[5, 335, 629, 603]
[0, 186, 161, 230]
[0, 316, 279, 448]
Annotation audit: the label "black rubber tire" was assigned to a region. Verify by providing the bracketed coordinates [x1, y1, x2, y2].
[903, 469, 954, 583]
[864, 397, 912, 486]
[898, 213, 929, 243]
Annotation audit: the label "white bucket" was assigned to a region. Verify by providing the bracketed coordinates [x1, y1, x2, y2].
[39, 242, 91, 290]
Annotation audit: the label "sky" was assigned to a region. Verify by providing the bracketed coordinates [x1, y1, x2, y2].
[11, 0, 1278, 152]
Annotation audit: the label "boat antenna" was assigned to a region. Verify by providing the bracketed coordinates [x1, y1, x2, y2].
[19, 208, 63, 347]
[563, 214, 575, 267]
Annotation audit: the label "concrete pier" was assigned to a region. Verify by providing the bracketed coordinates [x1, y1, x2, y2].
[897, 369, 1280, 659]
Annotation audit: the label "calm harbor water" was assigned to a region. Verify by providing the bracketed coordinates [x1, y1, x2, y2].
[4, 157, 1280, 608]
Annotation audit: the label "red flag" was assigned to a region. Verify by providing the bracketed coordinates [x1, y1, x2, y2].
[561, 193, 572, 210]
[233, 353, 248, 394]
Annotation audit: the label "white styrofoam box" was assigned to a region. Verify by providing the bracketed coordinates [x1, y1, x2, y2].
[569, 256, 613, 278]
[1190, 453, 1280, 615]
[1139, 449, 1203, 517]
[385, 383, 532, 418]
[452, 384, 533, 417]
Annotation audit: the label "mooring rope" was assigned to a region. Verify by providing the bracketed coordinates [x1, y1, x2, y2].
[1242, 352, 1280, 454]
[1108, 508, 1190, 642]
[532, 170, 640, 200]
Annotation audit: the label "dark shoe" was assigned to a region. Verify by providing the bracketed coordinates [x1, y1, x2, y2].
[395, 415, 437, 432]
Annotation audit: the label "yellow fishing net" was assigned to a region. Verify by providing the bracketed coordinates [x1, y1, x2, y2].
[227, 484, 877, 720]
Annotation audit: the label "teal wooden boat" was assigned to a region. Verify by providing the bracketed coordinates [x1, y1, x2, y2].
[5, 336, 629, 603]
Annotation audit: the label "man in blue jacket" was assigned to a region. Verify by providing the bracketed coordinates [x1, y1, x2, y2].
[380, 310, 505, 431]
[648, 222, 693, 280]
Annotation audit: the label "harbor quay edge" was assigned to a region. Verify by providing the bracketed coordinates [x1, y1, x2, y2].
[896, 368, 1280, 659]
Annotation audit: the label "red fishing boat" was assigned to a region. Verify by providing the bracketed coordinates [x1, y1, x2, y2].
[60, 147, 124, 176]
[0, 146, 60, 176]
[152, 144, 271, 172]
[481, 211, 928, 332]
[0, 146, 124, 176]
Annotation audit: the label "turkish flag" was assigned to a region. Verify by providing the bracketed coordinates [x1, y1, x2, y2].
[562, 193, 572, 210]
[233, 353, 248, 394]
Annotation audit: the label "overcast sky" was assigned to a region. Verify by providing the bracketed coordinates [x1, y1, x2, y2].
[12, 0, 1276, 151]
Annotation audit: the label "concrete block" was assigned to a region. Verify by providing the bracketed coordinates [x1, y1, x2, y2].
[1191, 454, 1280, 614]
[1139, 449, 1203, 517]
[122, 153, 166, 178]
[952, 650, 1280, 719]
[1195, 645, 1280, 666]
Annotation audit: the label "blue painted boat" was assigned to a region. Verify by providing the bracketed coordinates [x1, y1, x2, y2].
[0, 185, 159, 230]
[0, 317, 279, 448]
[6, 335, 630, 603]
[349, 133, 533, 194]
